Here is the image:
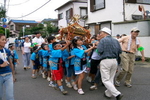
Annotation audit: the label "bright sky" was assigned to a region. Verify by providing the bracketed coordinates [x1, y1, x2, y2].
[0, 0, 70, 21]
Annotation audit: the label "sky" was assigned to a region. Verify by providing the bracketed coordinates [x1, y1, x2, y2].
[0, 0, 70, 21]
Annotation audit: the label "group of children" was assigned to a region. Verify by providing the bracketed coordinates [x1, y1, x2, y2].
[30, 36, 97, 95]
[9, 35, 100, 95]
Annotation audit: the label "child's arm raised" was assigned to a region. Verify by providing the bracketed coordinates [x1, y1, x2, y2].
[84, 43, 95, 53]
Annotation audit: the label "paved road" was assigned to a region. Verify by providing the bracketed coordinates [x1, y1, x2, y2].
[13, 50, 150, 100]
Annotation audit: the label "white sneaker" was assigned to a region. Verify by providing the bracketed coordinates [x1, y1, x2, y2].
[86, 76, 92, 83]
[90, 85, 97, 90]
[42, 73, 46, 79]
[47, 77, 51, 81]
[49, 83, 55, 87]
[73, 84, 78, 90]
[66, 83, 72, 88]
[78, 89, 84, 95]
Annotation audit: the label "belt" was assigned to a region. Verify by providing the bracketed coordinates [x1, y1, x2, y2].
[103, 58, 116, 60]
[123, 51, 134, 54]
[0, 72, 11, 76]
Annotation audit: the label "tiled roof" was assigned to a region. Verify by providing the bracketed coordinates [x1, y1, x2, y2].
[10, 20, 38, 24]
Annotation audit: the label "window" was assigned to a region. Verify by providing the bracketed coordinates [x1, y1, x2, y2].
[80, 8, 87, 17]
[126, 0, 150, 4]
[10, 25, 14, 30]
[66, 8, 73, 19]
[58, 13, 63, 20]
[90, 0, 105, 12]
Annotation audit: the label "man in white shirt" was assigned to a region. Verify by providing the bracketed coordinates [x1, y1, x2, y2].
[32, 31, 45, 46]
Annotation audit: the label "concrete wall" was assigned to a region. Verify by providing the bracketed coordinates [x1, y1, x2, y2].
[138, 37, 150, 57]
[125, 3, 150, 21]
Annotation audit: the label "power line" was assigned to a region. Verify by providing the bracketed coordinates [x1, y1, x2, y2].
[8, 0, 30, 6]
[15, 0, 51, 18]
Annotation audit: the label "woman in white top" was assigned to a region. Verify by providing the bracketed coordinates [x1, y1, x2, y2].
[21, 36, 32, 70]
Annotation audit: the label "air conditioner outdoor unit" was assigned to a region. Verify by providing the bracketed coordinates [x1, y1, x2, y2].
[132, 15, 143, 20]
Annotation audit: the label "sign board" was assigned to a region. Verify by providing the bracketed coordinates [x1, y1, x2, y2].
[2, 18, 7, 22]
[2, 25, 7, 28]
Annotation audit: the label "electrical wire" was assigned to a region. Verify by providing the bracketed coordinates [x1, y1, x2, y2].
[15, 0, 51, 18]
[8, 0, 30, 6]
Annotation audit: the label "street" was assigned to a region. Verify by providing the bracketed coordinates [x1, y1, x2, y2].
[13, 50, 150, 100]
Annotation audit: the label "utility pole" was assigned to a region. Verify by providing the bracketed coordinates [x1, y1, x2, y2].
[4, 0, 7, 37]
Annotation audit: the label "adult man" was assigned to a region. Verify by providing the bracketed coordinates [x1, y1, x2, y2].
[115, 27, 145, 88]
[97, 27, 123, 100]
[116, 34, 121, 40]
[32, 31, 45, 46]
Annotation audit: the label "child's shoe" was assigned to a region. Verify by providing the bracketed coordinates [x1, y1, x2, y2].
[61, 90, 68, 95]
[47, 77, 51, 81]
[78, 89, 84, 95]
[66, 82, 72, 88]
[42, 72, 46, 79]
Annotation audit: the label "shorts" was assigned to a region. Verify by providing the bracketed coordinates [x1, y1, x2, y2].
[90, 59, 100, 74]
[66, 65, 75, 77]
[33, 65, 40, 70]
[52, 67, 63, 81]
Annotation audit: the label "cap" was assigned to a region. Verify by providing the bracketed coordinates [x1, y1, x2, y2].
[116, 34, 120, 37]
[131, 27, 140, 32]
[52, 42, 61, 48]
[100, 27, 111, 35]
[8, 43, 14, 48]
[33, 46, 41, 51]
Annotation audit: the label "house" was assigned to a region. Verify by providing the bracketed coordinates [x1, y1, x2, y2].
[86, 0, 150, 57]
[8, 20, 38, 37]
[41, 18, 58, 27]
[55, 0, 88, 28]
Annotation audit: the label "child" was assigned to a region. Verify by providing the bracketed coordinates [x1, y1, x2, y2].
[60, 40, 69, 85]
[47, 36, 56, 82]
[8, 43, 20, 74]
[72, 36, 95, 95]
[49, 41, 70, 95]
[66, 44, 78, 90]
[30, 46, 40, 79]
[41, 43, 50, 79]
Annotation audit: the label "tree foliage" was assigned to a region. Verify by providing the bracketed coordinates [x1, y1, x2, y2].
[19, 22, 59, 38]
[0, 7, 6, 18]
[0, 27, 10, 38]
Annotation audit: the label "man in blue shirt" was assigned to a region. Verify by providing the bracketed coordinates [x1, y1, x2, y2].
[97, 27, 123, 100]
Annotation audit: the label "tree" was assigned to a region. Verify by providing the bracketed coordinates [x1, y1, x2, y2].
[19, 23, 45, 37]
[43, 22, 59, 36]
[0, 27, 10, 38]
[0, 7, 6, 18]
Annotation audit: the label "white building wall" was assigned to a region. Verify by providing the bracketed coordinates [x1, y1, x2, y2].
[58, 3, 73, 28]
[73, 2, 88, 26]
[86, 0, 124, 24]
[58, 2, 87, 28]
[125, 4, 150, 21]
